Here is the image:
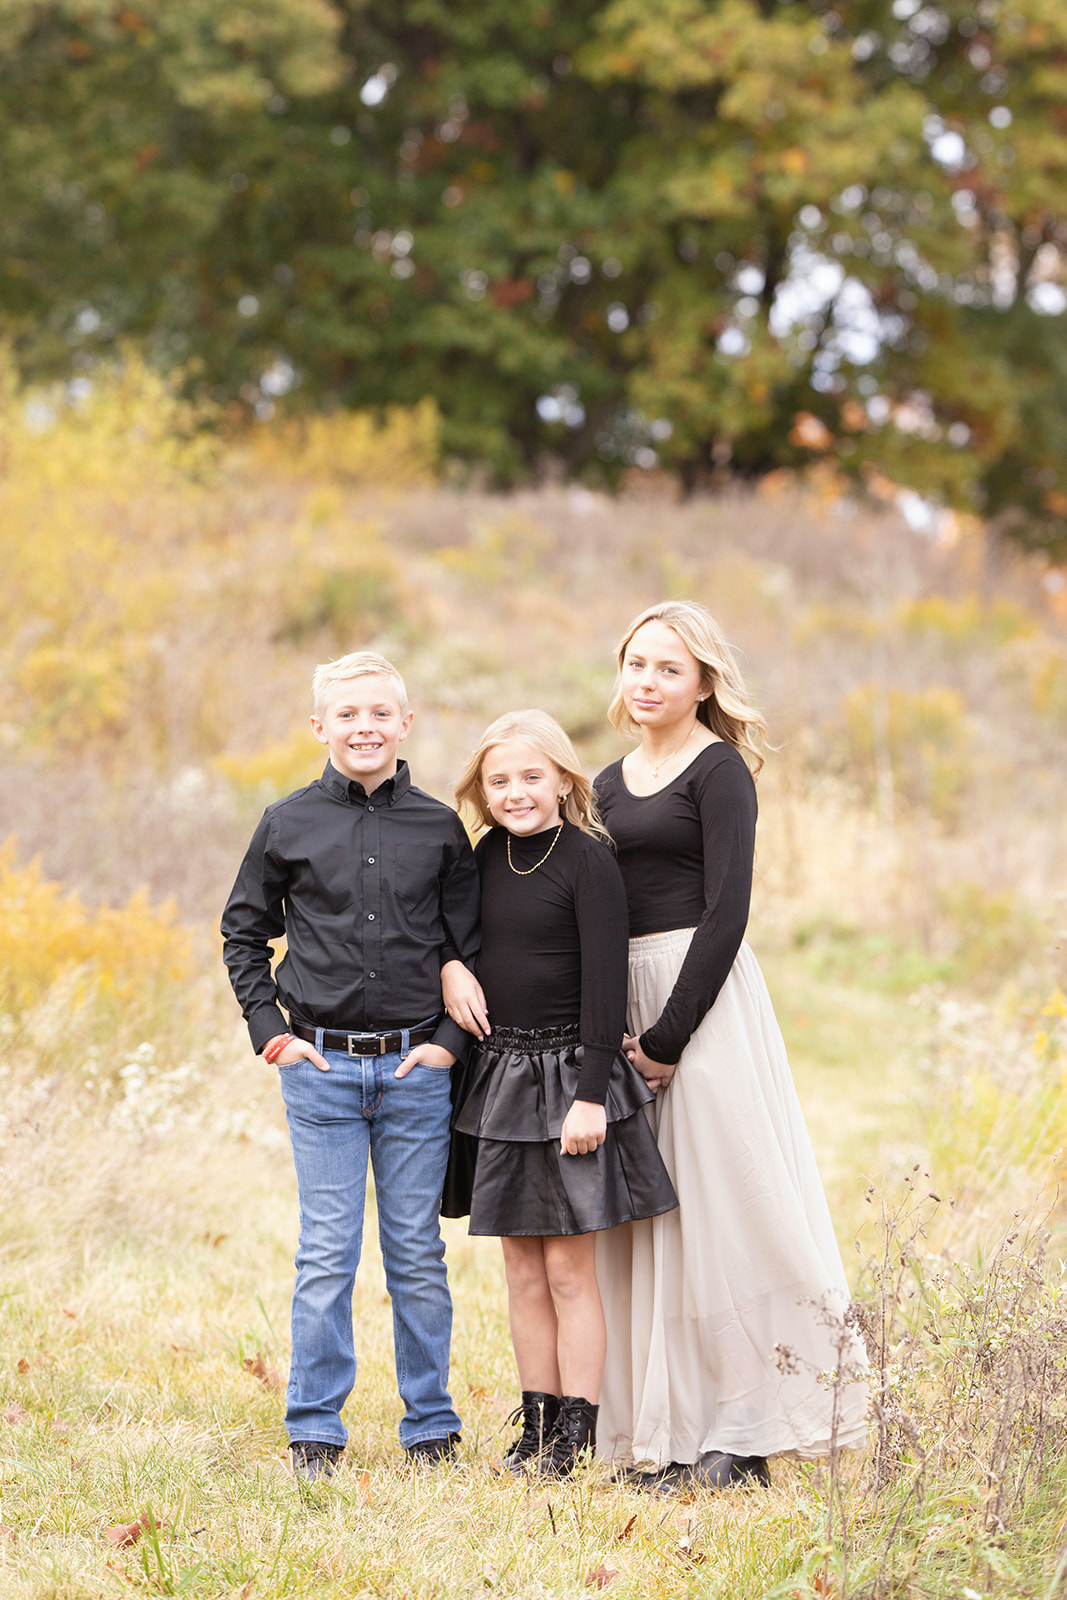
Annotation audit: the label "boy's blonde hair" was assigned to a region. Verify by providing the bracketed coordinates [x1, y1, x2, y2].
[311, 651, 409, 716]
[608, 600, 767, 775]
[455, 710, 611, 843]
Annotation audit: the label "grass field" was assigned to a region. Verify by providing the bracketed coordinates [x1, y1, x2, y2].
[2, 378, 1066, 1596]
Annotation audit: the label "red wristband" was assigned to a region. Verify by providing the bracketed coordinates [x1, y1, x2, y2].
[264, 1032, 295, 1064]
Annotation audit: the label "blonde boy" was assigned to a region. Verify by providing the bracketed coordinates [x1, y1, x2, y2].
[222, 652, 480, 1478]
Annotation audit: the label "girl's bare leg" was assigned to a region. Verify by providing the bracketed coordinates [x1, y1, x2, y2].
[501, 1236, 561, 1394]
[543, 1233, 606, 1402]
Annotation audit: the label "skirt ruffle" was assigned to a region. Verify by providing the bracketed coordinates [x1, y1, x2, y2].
[444, 1025, 678, 1237]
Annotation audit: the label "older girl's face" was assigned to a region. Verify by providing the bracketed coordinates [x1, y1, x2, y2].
[620, 620, 707, 733]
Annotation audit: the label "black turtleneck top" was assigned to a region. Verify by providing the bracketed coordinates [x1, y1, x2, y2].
[473, 820, 628, 1104]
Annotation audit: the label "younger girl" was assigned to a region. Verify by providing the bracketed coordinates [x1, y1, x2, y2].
[447, 710, 676, 1475]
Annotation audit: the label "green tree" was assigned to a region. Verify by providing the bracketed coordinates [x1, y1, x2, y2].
[0, 0, 1065, 547]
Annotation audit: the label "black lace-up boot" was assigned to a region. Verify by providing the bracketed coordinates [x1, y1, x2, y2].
[543, 1395, 598, 1477]
[503, 1391, 561, 1473]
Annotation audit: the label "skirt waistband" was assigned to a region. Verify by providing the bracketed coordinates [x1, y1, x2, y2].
[489, 1023, 580, 1053]
[628, 927, 697, 957]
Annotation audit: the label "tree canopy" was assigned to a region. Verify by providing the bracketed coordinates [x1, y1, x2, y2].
[1, 0, 1065, 547]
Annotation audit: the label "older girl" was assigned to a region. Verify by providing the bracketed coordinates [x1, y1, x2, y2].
[594, 601, 868, 1491]
[448, 710, 676, 1475]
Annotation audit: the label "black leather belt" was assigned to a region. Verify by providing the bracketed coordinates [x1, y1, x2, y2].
[290, 1020, 438, 1057]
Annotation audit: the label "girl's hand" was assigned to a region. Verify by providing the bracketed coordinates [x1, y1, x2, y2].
[395, 1042, 456, 1080]
[560, 1099, 607, 1156]
[266, 1035, 330, 1073]
[623, 1034, 677, 1092]
[442, 960, 491, 1039]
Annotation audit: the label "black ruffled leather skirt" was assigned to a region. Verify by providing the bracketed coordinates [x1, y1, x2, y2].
[442, 1024, 678, 1237]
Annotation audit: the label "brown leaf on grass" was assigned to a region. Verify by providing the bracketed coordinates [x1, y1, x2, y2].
[355, 1469, 373, 1503]
[675, 1545, 707, 1566]
[467, 1384, 507, 1413]
[103, 1511, 169, 1549]
[614, 1515, 637, 1543]
[242, 1352, 283, 1392]
[60, 1308, 77, 1319]
[104, 1522, 144, 1549]
[16, 1358, 30, 1375]
[585, 1566, 618, 1589]
[3, 1403, 28, 1424]
[0, 1525, 16, 1542]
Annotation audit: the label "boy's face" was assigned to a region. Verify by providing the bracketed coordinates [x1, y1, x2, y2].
[311, 675, 413, 791]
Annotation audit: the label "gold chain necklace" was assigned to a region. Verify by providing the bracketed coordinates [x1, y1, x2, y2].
[507, 822, 564, 875]
[644, 724, 698, 779]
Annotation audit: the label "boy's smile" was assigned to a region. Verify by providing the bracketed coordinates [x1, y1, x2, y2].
[310, 674, 413, 791]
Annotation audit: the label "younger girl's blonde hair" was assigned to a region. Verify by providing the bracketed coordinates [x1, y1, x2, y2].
[455, 710, 610, 842]
[608, 600, 768, 775]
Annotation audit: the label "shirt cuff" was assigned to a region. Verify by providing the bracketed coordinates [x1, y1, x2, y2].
[432, 1015, 475, 1063]
[249, 1004, 289, 1056]
[574, 1044, 615, 1105]
[638, 1028, 681, 1070]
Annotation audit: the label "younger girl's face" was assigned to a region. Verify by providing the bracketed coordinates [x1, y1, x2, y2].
[481, 738, 571, 836]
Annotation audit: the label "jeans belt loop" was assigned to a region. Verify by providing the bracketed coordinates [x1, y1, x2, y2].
[315, 1025, 324, 1055]
[400, 1027, 410, 1057]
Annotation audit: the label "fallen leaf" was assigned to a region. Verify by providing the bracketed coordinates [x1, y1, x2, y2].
[103, 1510, 169, 1549]
[675, 1546, 707, 1566]
[16, 1358, 29, 1375]
[3, 1403, 28, 1424]
[614, 1515, 637, 1543]
[104, 1522, 143, 1549]
[0, 1525, 16, 1542]
[60, 1308, 77, 1319]
[356, 1469, 373, 1502]
[585, 1566, 618, 1589]
[242, 1352, 283, 1392]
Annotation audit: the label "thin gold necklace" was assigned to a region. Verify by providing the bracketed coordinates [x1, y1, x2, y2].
[643, 724, 698, 779]
[507, 822, 564, 875]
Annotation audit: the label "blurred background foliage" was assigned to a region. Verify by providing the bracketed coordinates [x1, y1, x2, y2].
[1, 0, 1066, 549]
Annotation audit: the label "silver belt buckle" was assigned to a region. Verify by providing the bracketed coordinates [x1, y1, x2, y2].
[346, 1033, 390, 1056]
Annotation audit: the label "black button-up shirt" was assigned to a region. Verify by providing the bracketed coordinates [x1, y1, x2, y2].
[221, 760, 480, 1057]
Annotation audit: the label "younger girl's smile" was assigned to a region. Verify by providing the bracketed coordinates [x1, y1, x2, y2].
[481, 738, 572, 835]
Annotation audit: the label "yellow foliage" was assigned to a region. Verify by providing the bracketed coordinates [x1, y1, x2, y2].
[438, 514, 549, 582]
[0, 839, 191, 1014]
[0, 347, 220, 492]
[840, 682, 972, 820]
[1030, 646, 1067, 725]
[895, 591, 1035, 645]
[247, 398, 440, 486]
[215, 728, 324, 799]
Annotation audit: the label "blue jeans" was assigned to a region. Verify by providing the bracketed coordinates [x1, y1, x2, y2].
[278, 1037, 460, 1449]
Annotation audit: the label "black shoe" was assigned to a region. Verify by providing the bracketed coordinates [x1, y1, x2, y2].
[503, 1392, 561, 1474]
[290, 1440, 343, 1482]
[543, 1395, 598, 1477]
[405, 1432, 461, 1468]
[692, 1450, 771, 1489]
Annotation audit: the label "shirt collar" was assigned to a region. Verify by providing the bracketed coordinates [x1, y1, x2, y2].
[321, 759, 411, 807]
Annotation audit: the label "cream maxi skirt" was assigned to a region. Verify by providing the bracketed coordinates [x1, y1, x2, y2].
[596, 929, 870, 1467]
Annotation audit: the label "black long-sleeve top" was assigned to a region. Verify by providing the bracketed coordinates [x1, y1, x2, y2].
[594, 742, 757, 1066]
[474, 820, 629, 1105]
[221, 759, 479, 1058]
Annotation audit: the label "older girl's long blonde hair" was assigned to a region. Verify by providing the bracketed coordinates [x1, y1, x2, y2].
[455, 710, 611, 842]
[608, 600, 768, 775]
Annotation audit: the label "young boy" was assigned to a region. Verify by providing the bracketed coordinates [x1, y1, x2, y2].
[222, 651, 482, 1480]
